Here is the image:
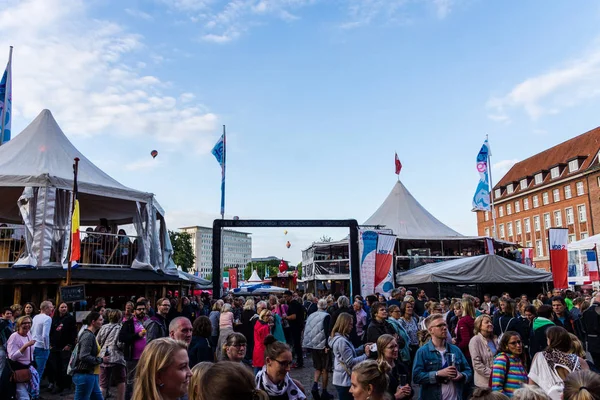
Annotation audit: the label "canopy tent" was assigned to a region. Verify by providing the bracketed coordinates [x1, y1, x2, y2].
[363, 181, 463, 239]
[247, 270, 263, 283]
[568, 234, 600, 251]
[178, 271, 212, 289]
[231, 283, 287, 295]
[397, 254, 552, 285]
[0, 110, 176, 273]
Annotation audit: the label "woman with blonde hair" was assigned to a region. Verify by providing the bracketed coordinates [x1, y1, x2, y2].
[253, 309, 274, 373]
[456, 298, 476, 361]
[511, 385, 550, 400]
[187, 361, 213, 400]
[469, 314, 499, 388]
[349, 359, 389, 400]
[375, 334, 412, 399]
[132, 338, 192, 400]
[209, 300, 223, 350]
[217, 303, 234, 361]
[563, 370, 600, 400]
[6, 316, 36, 400]
[201, 362, 269, 400]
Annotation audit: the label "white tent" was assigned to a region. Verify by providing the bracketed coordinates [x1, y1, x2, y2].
[0, 110, 176, 273]
[232, 283, 286, 295]
[568, 234, 600, 251]
[363, 181, 464, 239]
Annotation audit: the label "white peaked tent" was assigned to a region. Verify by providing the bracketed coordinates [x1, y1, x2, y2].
[0, 109, 176, 273]
[247, 270, 263, 283]
[363, 181, 463, 238]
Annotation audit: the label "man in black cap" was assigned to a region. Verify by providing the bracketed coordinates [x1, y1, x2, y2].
[283, 290, 305, 368]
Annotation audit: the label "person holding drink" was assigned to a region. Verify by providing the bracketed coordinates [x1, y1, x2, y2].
[376, 334, 413, 399]
[413, 314, 472, 400]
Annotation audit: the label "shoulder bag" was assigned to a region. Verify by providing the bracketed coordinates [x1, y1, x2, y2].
[9, 340, 33, 383]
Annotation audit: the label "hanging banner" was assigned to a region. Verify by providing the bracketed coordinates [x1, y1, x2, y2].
[587, 250, 599, 282]
[549, 228, 568, 289]
[485, 238, 494, 255]
[229, 268, 238, 289]
[359, 230, 378, 297]
[522, 248, 533, 267]
[472, 139, 491, 211]
[223, 271, 229, 290]
[374, 233, 396, 296]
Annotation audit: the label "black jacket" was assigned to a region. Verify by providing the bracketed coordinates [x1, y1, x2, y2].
[50, 313, 77, 351]
[188, 336, 213, 367]
[550, 312, 575, 334]
[118, 317, 144, 361]
[366, 319, 404, 347]
[583, 302, 600, 353]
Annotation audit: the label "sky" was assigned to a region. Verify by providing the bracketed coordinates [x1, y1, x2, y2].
[2, 0, 600, 264]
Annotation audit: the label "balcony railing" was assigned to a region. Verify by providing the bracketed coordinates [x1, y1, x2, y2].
[0, 226, 25, 267]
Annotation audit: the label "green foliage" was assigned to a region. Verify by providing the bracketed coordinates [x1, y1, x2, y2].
[245, 259, 280, 280]
[169, 230, 195, 273]
[320, 235, 332, 242]
[297, 262, 302, 279]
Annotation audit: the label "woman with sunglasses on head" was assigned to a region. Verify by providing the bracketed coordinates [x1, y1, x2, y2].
[255, 335, 306, 400]
[490, 331, 528, 398]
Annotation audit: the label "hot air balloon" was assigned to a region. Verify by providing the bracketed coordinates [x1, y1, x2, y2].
[284, 230, 288, 235]
[151, 150, 158, 159]
[286, 241, 291, 249]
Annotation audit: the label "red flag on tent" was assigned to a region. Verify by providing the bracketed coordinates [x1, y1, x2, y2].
[549, 228, 568, 289]
[395, 153, 402, 175]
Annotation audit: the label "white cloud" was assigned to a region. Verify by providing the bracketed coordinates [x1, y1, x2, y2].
[125, 158, 162, 171]
[0, 0, 218, 151]
[125, 8, 154, 21]
[492, 159, 519, 180]
[487, 40, 600, 121]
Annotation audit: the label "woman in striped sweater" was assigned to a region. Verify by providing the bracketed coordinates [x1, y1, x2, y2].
[490, 331, 528, 398]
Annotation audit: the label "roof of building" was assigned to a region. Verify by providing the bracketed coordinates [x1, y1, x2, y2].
[494, 126, 600, 197]
[179, 226, 252, 235]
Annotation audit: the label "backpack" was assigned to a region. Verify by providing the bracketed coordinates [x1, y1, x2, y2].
[498, 317, 515, 343]
[66, 340, 80, 376]
[0, 319, 10, 348]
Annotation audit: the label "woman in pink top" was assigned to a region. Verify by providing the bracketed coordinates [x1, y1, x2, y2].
[217, 303, 234, 361]
[7, 316, 37, 400]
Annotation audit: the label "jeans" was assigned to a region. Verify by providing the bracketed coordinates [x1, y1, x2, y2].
[15, 383, 30, 400]
[334, 385, 353, 400]
[34, 347, 50, 379]
[73, 373, 103, 400]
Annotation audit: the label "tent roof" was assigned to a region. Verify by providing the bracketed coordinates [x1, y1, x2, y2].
[397, 254, 552, 285]
[247, 270, 263, 283]
[363, 181, 463, 239]
[568, 233, 600, 251]
[0, 109, 157, 205]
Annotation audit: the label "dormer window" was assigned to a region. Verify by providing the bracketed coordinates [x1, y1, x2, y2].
[568, 159, 579, 173]
[495, 189, 501, 199]
[507, 184, 514, 194]
[520, 179, 528, 190]
[551, 167, 560, 179]
[535, 173, 543, 185]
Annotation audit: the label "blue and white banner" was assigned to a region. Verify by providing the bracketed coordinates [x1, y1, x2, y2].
[472, 139, 491, 211]
[212, 131, 226, 217]
[0, 47, 12, 145]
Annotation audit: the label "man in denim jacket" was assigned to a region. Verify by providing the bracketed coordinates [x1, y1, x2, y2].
[413, 314, 472, 400]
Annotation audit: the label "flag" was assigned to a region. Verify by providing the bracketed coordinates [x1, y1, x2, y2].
[588, 249, 599, 281]
[70, 199, 80, 262]
[395, 152, 402, 175]
[549, 228, 568, 289]
[472, 139, 491, 211]
[0, 47, 12, 145]
[212, 130, 226, 217]
[374, 233, 396, 296]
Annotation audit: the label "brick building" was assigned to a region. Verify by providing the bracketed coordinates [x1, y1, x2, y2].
[476, 126, 600, 271]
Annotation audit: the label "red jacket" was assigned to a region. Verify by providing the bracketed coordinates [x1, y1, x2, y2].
[456, 315, 475, 359]
[253, 321, 270, 367]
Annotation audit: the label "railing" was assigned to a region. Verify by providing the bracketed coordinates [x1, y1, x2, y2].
[0, 226, 26, 267]
[396, 255, 464, 270]
[79, 231, 140, 268]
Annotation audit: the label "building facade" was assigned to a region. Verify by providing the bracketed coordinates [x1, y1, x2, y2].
[476, 126, 600, 271]
[180, 226, 252, 278]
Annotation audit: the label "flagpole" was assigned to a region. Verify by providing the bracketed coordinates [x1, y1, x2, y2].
[66, 157, 80, 286]
[486, 134, 497, 238]
[0, 46, 12, 146]
[221, 124, 226, 219]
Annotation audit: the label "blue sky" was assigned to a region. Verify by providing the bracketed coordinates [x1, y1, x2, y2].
[2, 0, 600, 264]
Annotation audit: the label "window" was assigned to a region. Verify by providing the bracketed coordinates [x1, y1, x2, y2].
[515, 201, 521, 213]
[597, 176, 600, 187]
[507, 222, 513, 237]
[535, 173, 543, 185]
[565, 207, 574, 225]
[484, 228, 490, 237]
[544, 213, 551, 229]
[551, 167, 560, 179]
[495, 189, 501, 199]
[564, 185, 572, 199]
[554, 210, 562, 227]
[506, 204, 512, 215]
[536, 240, 543, 257]
[534, 216, 540, 231]
[484, 211, 489, 221]
[543, 192, 549, 205]
[526, 241, 532, 248]
[498, 206, 504, 217]
[569, 159, 579, 172]
[524, 198, 530, 210]
[582, 232, 589, 239]
[569, 234, 576, 243]
[520, 179, 528, 190]
[515, 220, 522, 235]
[576, 182, 584, 196]
[578, 205, 587, 222]
[553, 189, 560, 202]
[524, 218, 531, 233]
[507, 184, 514, 194]
[499, 224, 505, 238]
[533, 195, 539, 208]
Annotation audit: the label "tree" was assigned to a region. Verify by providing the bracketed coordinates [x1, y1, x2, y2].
[297, 262, 302, 279]
[244, 259, 280, 280]
[169, 230, 195, 273]
[319, 235, 332, 243]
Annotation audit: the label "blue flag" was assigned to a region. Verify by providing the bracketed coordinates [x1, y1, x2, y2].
[472, 139, 491, 211]
[212, 132, 226, 217]
[0, 47, 12, 145]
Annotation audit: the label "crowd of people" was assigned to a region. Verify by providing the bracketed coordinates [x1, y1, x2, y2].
[0, 286, 599, 400]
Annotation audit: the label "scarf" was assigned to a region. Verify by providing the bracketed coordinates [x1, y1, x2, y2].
[255, 367, 306, 400]
[542, 347, 579, 372]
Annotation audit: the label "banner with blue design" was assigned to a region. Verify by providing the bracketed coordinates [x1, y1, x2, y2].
[0, 47, 12, 145]
[212, 130, 226, 217]
[472, 139, 491, 211]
